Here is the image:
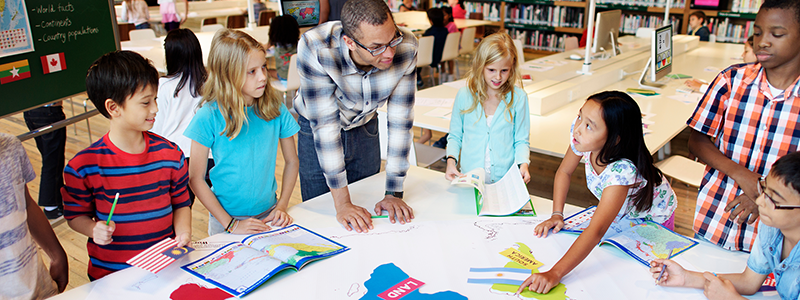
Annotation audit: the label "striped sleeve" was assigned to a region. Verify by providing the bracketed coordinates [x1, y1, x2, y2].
[687, 68, 731, 138]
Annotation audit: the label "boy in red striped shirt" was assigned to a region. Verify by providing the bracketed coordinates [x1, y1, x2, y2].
[62, 51, 192, 280]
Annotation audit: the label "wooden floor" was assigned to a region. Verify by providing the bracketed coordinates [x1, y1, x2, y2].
[1, 53, 699, 292]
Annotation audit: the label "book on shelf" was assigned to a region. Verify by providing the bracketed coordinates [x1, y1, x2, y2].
[731, 0, 762, 13]
[465, 2, 502, 22]
[561, 206, 699, 267]
[182, 225, 349, 297]
[619, 14, 681, 34]
[707, 17, 753, 43]
[450, 164, 536, 216]
[510, 28, 572, 52]
[505, 4, 584, 28]
[597, 0, 685, 8]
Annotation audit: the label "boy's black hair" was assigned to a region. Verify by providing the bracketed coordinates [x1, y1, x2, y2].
[268, 15, 300, 48]
[427, 7, 444, 28]
[760, 0, 800, 28]
[587, 91, 663, 213]
[689, 11, 706, 23]
[85, 51, 158, 118]
[770, 152, 800, 195]
[165, 29, 207, 98]
[341, 0, 393, 40]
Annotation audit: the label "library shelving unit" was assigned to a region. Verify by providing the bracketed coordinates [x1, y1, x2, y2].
[464, 0, 589, 53]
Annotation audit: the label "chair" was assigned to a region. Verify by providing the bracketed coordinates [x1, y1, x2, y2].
[459, 27, 476, 57]
[564, 36, 579, 51]
[377, 111, 418, 167]
[513, 38, 525, 67]
[258, 10, 277, 26]
[413, 142, 446, 168]
[439, 32, 461, 84]
[227, 14, 246, 29]
[270, 54, 300, 108]
[415, 36, 435, 88]
[202, 18, 217, 25]
[201, 23, 225, 33]
[128, 28, 156, 41]
[655, 155, 706, 188]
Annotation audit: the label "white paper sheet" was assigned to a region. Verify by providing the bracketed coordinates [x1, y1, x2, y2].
[415, 97, 454, 107]
[423, 108, 452, 119]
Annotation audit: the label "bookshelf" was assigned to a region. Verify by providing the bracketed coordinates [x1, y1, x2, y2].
[454, 0, 754, 53]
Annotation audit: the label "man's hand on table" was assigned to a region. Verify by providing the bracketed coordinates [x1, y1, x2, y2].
[335, 202, 374, 233]
[374, 195, 414, 224]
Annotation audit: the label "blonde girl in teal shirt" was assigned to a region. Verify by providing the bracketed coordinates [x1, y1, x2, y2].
[444, 32, 531, 183]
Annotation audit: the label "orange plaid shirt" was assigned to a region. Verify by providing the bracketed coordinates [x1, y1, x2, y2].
[687, 63, 800, 252]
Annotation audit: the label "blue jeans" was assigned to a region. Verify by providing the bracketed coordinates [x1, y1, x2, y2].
[23, 106, 66, 207]
[297, 115, 381, 201]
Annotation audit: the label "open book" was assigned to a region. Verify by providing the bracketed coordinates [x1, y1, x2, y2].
[450, 164, 535, 216]
[562, 206, 697, 267]
[182, 225, 349, 297]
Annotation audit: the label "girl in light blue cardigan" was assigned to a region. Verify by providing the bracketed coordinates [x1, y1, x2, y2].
[445, 33, 530, 183]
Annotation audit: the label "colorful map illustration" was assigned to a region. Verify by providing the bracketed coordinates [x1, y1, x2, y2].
[361, 263, 467, 299]
[283, 1, 319, 26]
[490, 243, 569, 300]
[601, 221, 695, 265]
[0, 0, 34, 57]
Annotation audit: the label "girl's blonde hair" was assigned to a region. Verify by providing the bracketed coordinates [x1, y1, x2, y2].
[202, 29, 281, 139]
[463, 32, 521, 120]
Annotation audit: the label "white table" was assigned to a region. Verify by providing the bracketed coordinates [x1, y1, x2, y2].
[121, 26, 271, 73]
[393, 11, 499, 33]
[412, 41, 745, 158]
[51, 167, 774, 299]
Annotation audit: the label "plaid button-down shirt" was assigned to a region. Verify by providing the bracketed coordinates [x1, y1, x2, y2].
[688, 63, 800, 251]
[293, 21, 417, 191]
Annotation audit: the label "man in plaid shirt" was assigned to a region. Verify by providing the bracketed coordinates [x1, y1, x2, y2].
[293, 0, 418, 233]
[687, 0, 800, 251]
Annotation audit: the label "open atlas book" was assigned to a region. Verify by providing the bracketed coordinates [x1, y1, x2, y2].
[450, 164, 535, 216]
[182, 224, 349, 297]
[562, 206, 697, 267]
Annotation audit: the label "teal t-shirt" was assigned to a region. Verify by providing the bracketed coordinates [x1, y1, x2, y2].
[184, 101, 299, 216]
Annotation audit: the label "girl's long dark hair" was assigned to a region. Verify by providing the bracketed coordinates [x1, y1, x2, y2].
[164, 28, 207, 98]
[589, 91, 663, 213]
[268, 15, 300, 48]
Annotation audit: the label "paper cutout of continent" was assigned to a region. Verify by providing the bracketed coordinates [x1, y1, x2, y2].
[491, 243, 569, 300]
[169, 283, 232, 300]
[361, 263, 467, 299]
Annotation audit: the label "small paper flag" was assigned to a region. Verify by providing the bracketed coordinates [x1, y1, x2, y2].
[40, 52, 66, 74]
[127, 238, 192, 273]
[0, 59, 30, 84]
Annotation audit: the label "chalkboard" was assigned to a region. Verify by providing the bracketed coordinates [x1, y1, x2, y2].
[0, 0, 119, 118]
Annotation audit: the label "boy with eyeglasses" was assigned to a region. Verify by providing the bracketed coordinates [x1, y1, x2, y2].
[294, 0, 418, 233]
[650, 151, 800, 300]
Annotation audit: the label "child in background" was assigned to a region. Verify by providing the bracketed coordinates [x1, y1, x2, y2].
[267, 15, 300, 84]
[185, 29, 299, 235]
[444, 32, 530, 184]
[63, 51, 192, 280]
[448, 0, 467, 19]
[442, 6, 459, 34]
[121, 0, 151, 29]
[398, 0, 416, 12]
[742, 35, 756, 63]
[159, 0, 188, 32]
[688, 11, 710, 41]
[518, 91, 676, 294]
[1, 132, 68, 298]
[650, 152, 800, 300]
[252, 0, 267, 23]
[417, 8, 449, 143]
[150, 28, 208, 203]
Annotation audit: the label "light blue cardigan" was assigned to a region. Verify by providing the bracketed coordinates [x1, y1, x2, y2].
[446, 86, 531, 183]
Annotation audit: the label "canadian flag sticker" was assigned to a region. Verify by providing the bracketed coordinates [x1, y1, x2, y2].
[40, 53, 66, 74]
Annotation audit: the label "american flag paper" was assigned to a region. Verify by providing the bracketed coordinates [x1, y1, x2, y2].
[127, 238, 192, 273]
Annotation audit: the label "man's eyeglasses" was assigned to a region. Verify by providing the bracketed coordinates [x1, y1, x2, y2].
[350, 29, 404, 56]
[758, 177, 800, 210]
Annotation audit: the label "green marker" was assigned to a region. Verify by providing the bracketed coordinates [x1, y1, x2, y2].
[106, 193, 120, 225]
[371, 215, 389, 219]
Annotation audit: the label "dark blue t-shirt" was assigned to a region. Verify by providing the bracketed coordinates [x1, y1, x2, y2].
[424, 26, 450, 67]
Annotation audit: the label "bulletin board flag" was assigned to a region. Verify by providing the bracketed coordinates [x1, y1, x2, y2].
[0, 59, 30, 84]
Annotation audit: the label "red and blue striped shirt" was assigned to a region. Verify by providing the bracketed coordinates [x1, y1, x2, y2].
[62, 132, 190, 280]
